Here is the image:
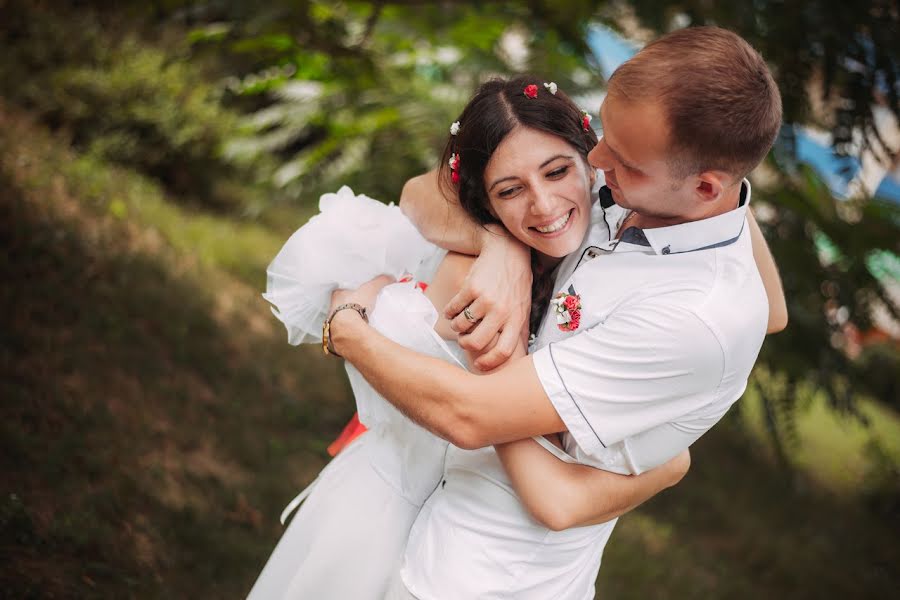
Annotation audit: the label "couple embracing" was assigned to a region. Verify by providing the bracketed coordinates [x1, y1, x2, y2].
[251, 26, 787, 599]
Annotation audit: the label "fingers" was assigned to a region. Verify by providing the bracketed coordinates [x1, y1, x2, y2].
[474, 324, 520, 371]
[457, 309, 504, 352]
[444, 286, 477, 322]
[448, 296, 490, 335]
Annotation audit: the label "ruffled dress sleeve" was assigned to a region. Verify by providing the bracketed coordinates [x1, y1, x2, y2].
[345, 280, 466, 429]
[262, 186, 446, 345]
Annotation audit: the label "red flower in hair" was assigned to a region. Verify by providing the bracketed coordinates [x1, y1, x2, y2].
[449, 152, 461, 184]
[524, 84, 538, 99]
[581, 111, 593, 131]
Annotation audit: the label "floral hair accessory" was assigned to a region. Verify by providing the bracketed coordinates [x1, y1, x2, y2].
[581, 110, 593, 131]
[450, 121, 460, 136]
[550, 285, 582, 332]
[543, 82, 558, 95]
[449, 153, 460, 184]
[524, 84, 538, 99]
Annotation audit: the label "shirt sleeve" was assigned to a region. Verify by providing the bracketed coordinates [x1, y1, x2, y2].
[531, 301, 724, 459]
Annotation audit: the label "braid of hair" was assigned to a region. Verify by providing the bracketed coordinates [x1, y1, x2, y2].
[529, 251, 559, 338]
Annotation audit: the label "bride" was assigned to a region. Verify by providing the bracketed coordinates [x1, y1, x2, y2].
[250, 76, 784, 599]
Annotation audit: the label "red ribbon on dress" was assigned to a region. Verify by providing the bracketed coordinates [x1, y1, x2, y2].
[327, 412, 368, 457]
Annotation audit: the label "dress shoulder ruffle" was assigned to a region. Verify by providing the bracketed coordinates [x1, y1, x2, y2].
[263, 186, 446, 345]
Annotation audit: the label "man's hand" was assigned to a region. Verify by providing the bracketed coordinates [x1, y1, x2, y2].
[445, 226, 532, 371]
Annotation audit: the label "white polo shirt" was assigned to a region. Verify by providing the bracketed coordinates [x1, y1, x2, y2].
[400, 181, 768, 600]
[533, 180, 769, 474]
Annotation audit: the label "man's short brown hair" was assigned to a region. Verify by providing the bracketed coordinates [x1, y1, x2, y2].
[609, 26, 782, 180]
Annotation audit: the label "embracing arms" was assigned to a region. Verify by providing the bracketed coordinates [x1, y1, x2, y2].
[424, 253, 689, 530]
[401, 171, 532, 369]
[747, 211, 788, 333]
[495, 440, 690, 530]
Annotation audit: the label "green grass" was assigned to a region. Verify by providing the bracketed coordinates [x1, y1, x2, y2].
[2, 102, 898, 598]
[739, 387, 900, 494]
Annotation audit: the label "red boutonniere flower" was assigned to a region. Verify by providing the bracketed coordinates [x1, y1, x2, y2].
[550, 286, 582, 332]
[524, 84, 538, 99]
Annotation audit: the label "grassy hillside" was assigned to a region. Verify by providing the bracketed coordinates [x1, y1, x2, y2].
[2, 102, 898, 598]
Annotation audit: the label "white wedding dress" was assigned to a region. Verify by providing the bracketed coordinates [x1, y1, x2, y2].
[247, 187, 464, 600]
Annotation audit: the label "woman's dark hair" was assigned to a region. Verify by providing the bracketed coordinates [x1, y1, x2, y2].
[438, 75, 599, 335]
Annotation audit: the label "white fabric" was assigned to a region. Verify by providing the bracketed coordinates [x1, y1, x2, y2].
[532, 179, 769, 474]
[249, 188, 460, 600]
[262, 185, 445, 345]
[402, 446, 615, 600]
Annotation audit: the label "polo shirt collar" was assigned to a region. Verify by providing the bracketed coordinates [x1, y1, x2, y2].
[615, 178, 751, 256]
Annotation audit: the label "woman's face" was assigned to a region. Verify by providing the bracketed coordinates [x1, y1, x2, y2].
[483, 127, 593, 262]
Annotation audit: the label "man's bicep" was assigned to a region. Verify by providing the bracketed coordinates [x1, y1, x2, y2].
[532, 303, 724, 457]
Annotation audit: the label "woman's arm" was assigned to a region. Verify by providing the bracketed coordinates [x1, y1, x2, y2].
[747, 210, 788, 333]
[496, 440, 689, 531]
[400, 170, 532, 369]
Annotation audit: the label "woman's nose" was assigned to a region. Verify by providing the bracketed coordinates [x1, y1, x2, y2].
[530, 188, 555, 215]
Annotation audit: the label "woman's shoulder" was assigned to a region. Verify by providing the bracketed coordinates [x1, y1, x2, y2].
[424, 252, 475, 341]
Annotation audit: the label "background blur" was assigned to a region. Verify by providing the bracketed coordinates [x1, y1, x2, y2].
[2, 1, 898, 597]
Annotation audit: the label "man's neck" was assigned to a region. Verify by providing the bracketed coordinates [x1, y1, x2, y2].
[629, 181, 743, 232]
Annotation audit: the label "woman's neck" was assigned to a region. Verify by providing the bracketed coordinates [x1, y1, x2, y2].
[533, 250, 563, 273]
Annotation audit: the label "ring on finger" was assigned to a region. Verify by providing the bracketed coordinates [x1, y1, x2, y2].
[463, 305, 479, 323]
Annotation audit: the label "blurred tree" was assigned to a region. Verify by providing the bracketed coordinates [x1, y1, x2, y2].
[620, 0, 900, 455]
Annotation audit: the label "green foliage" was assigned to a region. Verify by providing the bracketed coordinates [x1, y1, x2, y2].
[210, 1, 597, 202]
[0, 2, 259, 209]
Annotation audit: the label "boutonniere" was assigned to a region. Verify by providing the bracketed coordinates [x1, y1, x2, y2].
[550, 285, 582, 332]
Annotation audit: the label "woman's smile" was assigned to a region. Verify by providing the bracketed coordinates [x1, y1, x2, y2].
[531, 208, 574, 236]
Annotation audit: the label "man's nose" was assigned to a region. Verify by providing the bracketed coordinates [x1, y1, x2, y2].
[589, 138, 612, 171]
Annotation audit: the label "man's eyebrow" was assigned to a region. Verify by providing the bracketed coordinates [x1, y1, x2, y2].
[489, 155, 575, 191]
[605, 141, 639, 170]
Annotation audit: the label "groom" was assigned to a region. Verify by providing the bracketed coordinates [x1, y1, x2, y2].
[328, 26, 784, 598]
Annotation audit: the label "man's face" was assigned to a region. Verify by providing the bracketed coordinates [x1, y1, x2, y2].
[588, 93, 692, 220]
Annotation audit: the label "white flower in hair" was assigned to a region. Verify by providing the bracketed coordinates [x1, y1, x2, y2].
[450, 121, 460, 135]
[543, 82, 558, 95]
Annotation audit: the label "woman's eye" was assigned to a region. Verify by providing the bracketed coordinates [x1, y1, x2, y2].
[547, 166, 569, 178]
[498, 186, 520, 198]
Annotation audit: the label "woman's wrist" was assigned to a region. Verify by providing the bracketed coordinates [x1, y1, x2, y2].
[476, 223, 514, 253]
[329, 308, 368, 357]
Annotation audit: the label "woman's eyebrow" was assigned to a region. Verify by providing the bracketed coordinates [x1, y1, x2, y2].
[488, 175, 519, 192]
[539, 154, 575, 169]
[489, 154, 576, 191]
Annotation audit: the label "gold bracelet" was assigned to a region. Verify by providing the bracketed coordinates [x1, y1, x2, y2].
[322, 303, 369, 358]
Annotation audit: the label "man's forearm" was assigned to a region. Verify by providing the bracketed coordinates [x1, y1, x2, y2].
[329, 309, 483, 448]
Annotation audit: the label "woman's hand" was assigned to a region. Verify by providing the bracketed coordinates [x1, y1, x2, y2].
[444, 226, 532, 371]
[329, 275, 396, 321]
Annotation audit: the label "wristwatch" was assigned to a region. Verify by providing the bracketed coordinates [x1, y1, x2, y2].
[322, 303, 368, 357]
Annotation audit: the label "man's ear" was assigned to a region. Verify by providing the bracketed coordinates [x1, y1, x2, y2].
[694, 171, 730, 202]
